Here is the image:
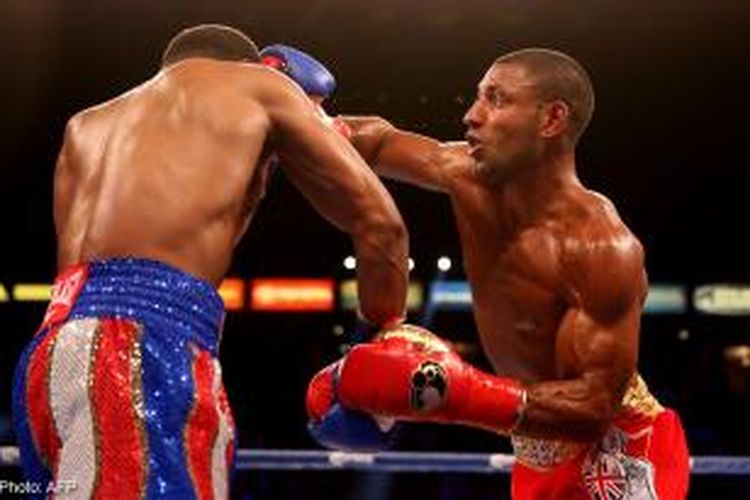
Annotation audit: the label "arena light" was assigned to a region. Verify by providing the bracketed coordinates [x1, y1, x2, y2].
[437, 256, 452, 272]
[408, 258, 415, 271]
[428, 280, 472, 311]
[643, 284, 687, 314]
[694, 284, 750, 316]
[340, 280, 358, 310]
[407, 283, 424, 310]
[251, 278, 334, 312]
[217, 278, 245, 311]
[12, 284, 52, 302]
[0, 284, 8, 302]
[339, 279, 424, 311]
[343, 256, 356, 270]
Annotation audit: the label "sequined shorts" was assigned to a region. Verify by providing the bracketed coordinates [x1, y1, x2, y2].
[12, 258, 236, 499]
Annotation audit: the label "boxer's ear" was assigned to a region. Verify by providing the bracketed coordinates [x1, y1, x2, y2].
[538, 100, 569, 139]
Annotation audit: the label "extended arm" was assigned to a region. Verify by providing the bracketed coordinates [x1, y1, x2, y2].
[342, 116, 469, 192]
[258, 44, 469, 193]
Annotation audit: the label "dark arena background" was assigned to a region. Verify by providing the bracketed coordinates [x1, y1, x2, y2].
[1, 1, 749, 498]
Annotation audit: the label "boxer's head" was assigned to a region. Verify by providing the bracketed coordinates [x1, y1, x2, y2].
[161, 24, 261, 68]
[463, 48, 594, 183]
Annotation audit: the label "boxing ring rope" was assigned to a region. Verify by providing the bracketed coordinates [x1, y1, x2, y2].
[1, 447, 749, 476]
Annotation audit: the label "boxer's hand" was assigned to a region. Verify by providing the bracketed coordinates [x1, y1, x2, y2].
[306, 361, 398, 451]
[260, 44, 336, 99]
[338, 325, 528, 435]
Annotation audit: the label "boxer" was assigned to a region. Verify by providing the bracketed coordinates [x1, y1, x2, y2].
[12, 25, 408, 499]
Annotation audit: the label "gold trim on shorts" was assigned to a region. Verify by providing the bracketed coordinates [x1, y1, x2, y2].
[618, 373, 663, 417]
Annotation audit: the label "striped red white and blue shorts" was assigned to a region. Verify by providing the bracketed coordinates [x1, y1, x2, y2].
[12, 258, 236, 499]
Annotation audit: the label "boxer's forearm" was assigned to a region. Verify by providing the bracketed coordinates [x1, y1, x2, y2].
[514, 376, 624, 441]
[342, 115, 462, 192]
[352, 211, 409, 326]
[340, 116, 395, 166]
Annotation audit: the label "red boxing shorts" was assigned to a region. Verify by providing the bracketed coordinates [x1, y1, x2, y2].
[12, 258, 235, 499]
[511, 375, 689, 500]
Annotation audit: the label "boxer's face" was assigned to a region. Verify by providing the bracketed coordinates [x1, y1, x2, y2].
[463, 63, 544, 183]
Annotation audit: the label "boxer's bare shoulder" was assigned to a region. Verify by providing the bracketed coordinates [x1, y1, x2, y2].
[552, 188, 647, 319]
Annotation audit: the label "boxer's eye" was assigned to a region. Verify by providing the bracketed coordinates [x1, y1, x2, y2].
[487, 90, 508, 107]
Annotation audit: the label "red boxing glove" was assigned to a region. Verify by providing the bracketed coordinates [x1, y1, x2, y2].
[306, 361, 338, 423]
[337, 325, 527, 435]
[306, 360, 398, 451]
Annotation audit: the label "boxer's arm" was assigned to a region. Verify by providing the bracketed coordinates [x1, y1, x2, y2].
[258, 45, 469, 192]
[516, 233, 646, 441]
[262, 70, 408, 325]
[341, 116, 470, 193]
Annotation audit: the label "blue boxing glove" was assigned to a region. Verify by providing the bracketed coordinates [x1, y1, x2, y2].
[260, 44, 336, 99]
[306, 360, 399, 452]
[261, 43, 353, 138]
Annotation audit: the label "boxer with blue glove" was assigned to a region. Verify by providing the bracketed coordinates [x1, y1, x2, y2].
[12, 25, 409, 499]
[261, 44, 410, 450]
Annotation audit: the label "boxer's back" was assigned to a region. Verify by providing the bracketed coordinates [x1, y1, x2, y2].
[55, 59, 272, 284]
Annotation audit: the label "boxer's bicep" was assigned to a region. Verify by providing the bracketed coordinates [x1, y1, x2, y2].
[517, 304, 639, 441]
[516, 244, 645, 440]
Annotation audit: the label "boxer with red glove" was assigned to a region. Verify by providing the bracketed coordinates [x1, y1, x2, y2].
[260, 44, 351, 138]
[307, 324, 528, 448]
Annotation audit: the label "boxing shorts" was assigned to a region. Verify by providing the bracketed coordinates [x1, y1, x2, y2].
[12, 258, 235, 499]
[511, 374, 689, 499]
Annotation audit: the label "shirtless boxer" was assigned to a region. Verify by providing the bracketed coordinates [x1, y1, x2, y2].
[12, 25, 408, 499]
[304, 48, 689, 499]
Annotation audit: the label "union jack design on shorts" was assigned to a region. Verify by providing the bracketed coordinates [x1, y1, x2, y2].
[582, 452, 628, 500]
[12, 258, 235, 499]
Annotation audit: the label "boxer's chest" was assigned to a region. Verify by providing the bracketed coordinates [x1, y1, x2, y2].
[453, 204, 570, 379]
